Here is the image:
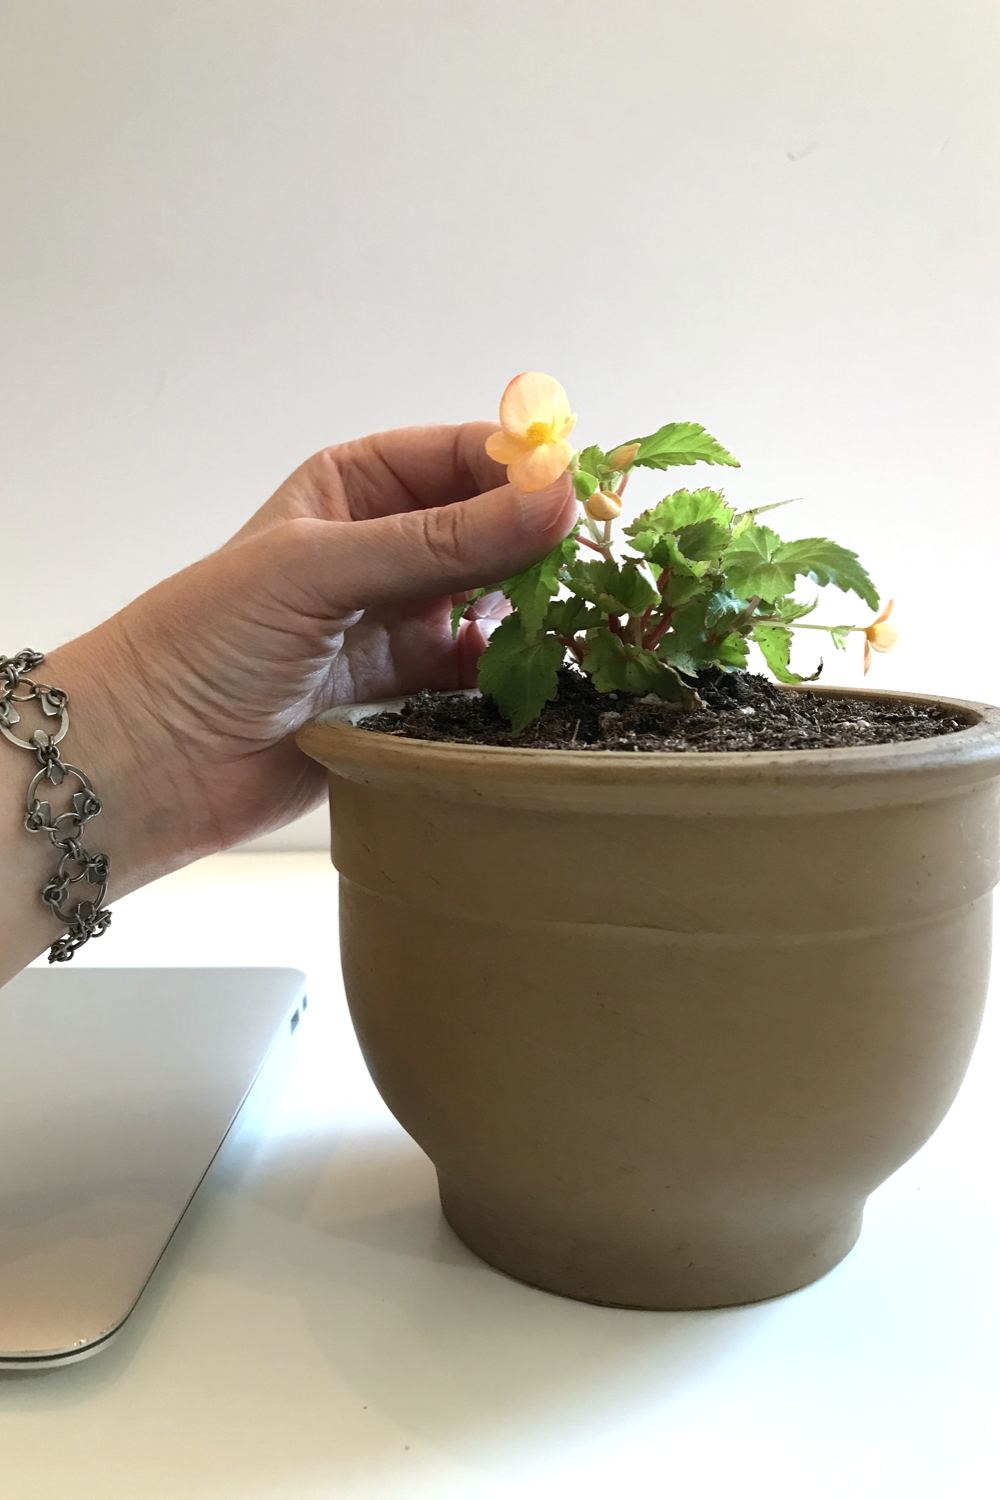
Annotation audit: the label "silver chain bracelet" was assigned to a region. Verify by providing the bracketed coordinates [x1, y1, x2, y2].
[0, 649, 111, 963]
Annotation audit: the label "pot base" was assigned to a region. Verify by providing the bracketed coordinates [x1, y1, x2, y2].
[439, 1175, 864, 1311]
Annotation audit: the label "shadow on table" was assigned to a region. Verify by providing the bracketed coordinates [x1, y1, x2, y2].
[222, 1120, 770, 1456]
[0, 1114, 777, 1490]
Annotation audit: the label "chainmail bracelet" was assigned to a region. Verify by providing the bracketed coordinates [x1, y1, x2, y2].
[0, 649, 111, 963]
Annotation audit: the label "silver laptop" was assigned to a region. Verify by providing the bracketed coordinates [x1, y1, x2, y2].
[0, 966, 306, 1369]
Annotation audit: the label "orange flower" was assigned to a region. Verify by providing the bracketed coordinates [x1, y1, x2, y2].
[863, 599, 898, 674]
[484, 372, 577, 493]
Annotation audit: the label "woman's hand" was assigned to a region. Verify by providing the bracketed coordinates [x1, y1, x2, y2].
[42, 421, 575, 898]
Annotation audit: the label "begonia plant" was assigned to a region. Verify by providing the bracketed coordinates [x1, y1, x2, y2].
[454, 373, 898, 733]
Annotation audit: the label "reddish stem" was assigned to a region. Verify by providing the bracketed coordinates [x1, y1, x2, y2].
[557, 634, 586, 664]
[644, 612, 674, 651]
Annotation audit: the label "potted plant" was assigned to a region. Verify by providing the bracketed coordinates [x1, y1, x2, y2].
[297, 374, 1000, 1309]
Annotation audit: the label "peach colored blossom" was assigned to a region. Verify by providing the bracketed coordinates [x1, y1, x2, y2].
[484, 372, 577, 493]
[863, 599, 898, 674]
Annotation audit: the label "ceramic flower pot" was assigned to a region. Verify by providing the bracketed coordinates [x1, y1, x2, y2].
[297, 687, 1000, 1310]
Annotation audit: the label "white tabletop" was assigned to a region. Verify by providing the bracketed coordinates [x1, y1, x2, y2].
[1, 852, 997, 1499]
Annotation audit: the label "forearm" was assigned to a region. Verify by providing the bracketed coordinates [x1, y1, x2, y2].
[0, 625, 220, 987]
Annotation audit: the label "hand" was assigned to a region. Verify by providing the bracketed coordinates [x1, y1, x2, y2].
[45, 422, 576, 894]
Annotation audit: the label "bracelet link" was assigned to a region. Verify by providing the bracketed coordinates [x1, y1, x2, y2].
[1, 650, 111, 964]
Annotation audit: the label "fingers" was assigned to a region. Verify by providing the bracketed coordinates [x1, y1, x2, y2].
[262, 472, 576, 616]
[337, 422, 511, 518]
[228, 422, 511, 547]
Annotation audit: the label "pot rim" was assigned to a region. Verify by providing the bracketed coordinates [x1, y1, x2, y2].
[297, 684, 1000, 815]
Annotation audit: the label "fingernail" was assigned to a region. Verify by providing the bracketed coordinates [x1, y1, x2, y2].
[515, 474, 574, 533]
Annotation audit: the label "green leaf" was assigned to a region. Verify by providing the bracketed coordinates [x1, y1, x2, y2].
[630, 532, 710, 578]
[502, 535, 577, 634]
[582, 628, 688, 700]
[577, 445, 607, 478]
[450, 587, 488, 638]
[674, 518, 732, 562]
[828, 624, 853, 651]
[777, 538, 880, 611]
[572, 469, 599, 502]
[545, 596, 600, 635]
[653, 591, 739, 675]
[661, 571, 709, 609]
[770, 596, 819, 624]
[610, 563, 659, 616]
[565, 559, 659, 617]
[630, 423, 740, 471]
[624, 487, 734, 540]
[752, 624, 805, 684]
[739, 497, 801, 518]
[477, 616, 564, 734]
[704, 588, 748, 632]
[714, 632, 750, 670]
[721, 525, 796, 599]
[655, 637, 700, 676]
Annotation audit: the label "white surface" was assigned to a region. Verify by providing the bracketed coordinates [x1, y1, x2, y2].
[0, 966, 305, 1364]
[0, 850, 996, 1498]
[3, 0, 1000, 731]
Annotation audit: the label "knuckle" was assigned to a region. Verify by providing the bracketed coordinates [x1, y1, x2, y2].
[419, 503, 467, 571]
[273, 515, 328, 555]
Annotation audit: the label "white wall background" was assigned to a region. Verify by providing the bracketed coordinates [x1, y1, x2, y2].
[2, 0, 998, 848]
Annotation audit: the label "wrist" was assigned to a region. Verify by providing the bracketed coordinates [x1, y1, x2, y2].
[45, 620, 223, 902]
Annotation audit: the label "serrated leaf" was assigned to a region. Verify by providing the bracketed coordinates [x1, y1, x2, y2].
[777, 537, 879, 611]
[450, 587, 489, 638]
[662, 571, 709, 609]
[582, 628, 688, 700]
[657, 589, 752, 676]
[714, 633, 750, 670]
[609, 563, 659, 615]
[753, 625, 822, 685]
[501, 535, 577, 634]
[477, 615, 564, 734]
[674, 518, 732, 562]
[828, 625, 853, 651]
[704, 588, 748, 632]
[740, 497, 801, 518]
[771, 596, 819, 624]
[545, 596, 600, 635]
[630, 423, 740, 471]
[632, 532, 710, 578]
[624, 487, 734, 540]
[565, 559, 659, 617]
[577, 445, 607, 478]
[572, 469, 599, 501]
[655, 638, 700, 676]
[752, 624, 805, 685]
[722, 524, 796, 599]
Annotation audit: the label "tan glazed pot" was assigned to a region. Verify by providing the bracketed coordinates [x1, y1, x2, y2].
[297, 687, 1000, 1310]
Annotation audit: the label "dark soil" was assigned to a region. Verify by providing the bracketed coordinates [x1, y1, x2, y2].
[359, 669, 970, 753]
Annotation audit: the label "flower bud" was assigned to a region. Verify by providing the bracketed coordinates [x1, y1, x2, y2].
[605, 442, 640, 471]
[585, 490, 623, 521]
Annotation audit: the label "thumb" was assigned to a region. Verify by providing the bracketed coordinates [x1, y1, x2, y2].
[271, 473, 577, 614]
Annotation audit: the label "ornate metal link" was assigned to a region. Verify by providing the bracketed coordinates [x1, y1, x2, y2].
[1, 649, 111, 962]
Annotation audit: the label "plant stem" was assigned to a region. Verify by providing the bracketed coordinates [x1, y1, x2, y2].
[788, 622, 862, 633]
[583, 513, 615, 563]
[644, 612, 674, 651]
[556, 634, 586, 664]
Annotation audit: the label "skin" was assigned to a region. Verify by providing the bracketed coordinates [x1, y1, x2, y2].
[0, 421, 576, 985]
